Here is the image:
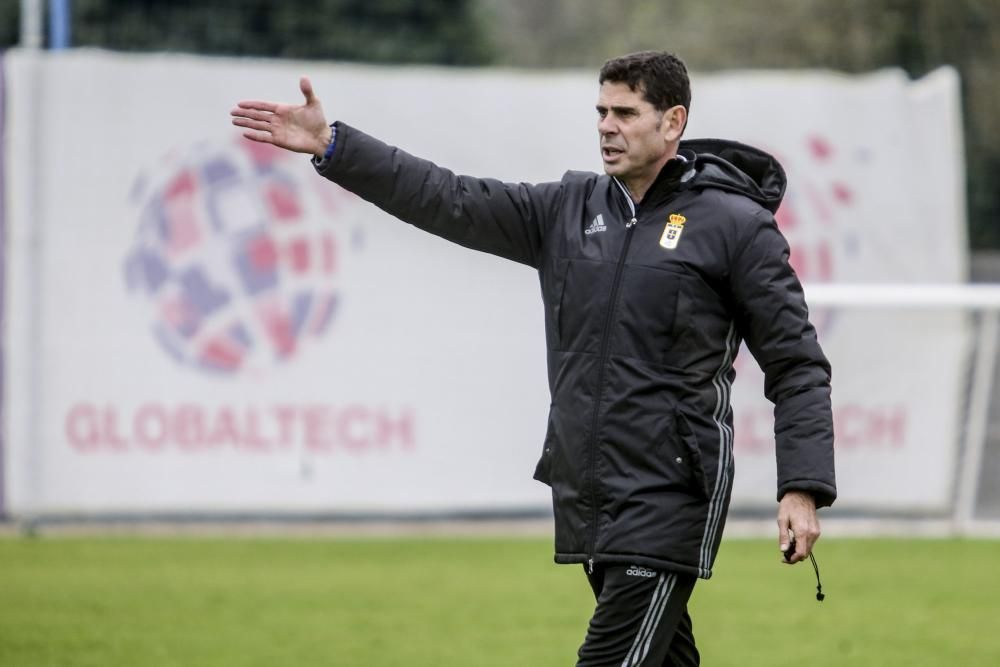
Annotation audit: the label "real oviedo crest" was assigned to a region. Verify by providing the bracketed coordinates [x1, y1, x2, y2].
[659, 213, 686, 250]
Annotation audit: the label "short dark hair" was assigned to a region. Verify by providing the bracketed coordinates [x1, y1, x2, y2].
[598, 51, 691, 114]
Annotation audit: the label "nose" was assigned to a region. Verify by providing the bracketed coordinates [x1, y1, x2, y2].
[598, 114, 617, 136]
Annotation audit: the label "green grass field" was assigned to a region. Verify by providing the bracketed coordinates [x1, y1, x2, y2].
[1, 535, 998, 666]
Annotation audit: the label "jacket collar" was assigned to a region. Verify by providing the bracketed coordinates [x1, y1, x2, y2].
[612, 152, 697, 211]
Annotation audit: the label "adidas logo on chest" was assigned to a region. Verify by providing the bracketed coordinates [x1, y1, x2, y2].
[585, 214, 607, 235]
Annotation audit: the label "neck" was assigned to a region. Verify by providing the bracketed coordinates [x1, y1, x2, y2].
[621, 149, 678, 203]
[621, 176, 654, 204]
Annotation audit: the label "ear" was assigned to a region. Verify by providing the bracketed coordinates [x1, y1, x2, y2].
[662, 105, 687, 143]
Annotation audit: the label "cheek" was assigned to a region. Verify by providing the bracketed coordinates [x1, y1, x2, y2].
[634, 136, 658, 159]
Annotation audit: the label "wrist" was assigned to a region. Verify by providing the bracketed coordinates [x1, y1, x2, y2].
[781, 490, 816, 507]
[314, 124, 334, 158]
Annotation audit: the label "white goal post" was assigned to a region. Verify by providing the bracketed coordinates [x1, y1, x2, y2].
[795, 283, 1000, 538]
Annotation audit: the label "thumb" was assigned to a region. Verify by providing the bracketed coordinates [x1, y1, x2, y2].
[777, 517, 792, 553]
[300, 76, 316, 104]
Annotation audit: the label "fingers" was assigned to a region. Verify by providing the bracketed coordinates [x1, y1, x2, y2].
[777, 519, 796, 564]
[777, 514, 791, 554]
[777, 491, 820, 565]
[797, 516, 820, 559]
[230, 103, 280, 135]
[235, 99, 279, 113]
[238, 129, 274, 145]
[231, 116, 273, 134]
[789, 524, 808, 564]
[300, 76, 316, 104]
[230, 103, 279, 144]
[229, 107, 275, 122]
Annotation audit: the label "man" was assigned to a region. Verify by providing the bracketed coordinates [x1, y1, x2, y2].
[231, 51, 836, 666]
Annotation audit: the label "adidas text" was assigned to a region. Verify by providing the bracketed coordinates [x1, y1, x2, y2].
[626, 566, 657, 578]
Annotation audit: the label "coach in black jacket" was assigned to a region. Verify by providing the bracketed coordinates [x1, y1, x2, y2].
[233, 51, 836, 666]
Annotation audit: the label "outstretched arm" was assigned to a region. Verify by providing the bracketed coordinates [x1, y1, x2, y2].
[233, 78, 560, 268]
[230, 76, 333, 157]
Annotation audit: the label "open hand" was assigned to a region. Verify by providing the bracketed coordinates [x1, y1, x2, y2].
[230, 76, 332, 157]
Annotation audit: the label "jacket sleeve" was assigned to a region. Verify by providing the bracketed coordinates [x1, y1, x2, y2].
[314, 122, 562, 269]
[728, 209, 837, 508]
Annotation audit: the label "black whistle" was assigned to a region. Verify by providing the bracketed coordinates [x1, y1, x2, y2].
[783, 538, 796, 562]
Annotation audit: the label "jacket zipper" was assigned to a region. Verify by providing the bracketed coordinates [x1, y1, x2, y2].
[586, 178, 638, 573]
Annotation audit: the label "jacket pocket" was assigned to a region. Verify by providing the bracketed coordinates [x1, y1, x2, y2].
[674, 410, 712, 499]
[615, 264, 681, 364]
[533, 404, 557, 485]
[544, 258, 570, 350]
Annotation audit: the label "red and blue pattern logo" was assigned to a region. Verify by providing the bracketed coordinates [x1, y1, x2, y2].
[124, 138, 358, 375]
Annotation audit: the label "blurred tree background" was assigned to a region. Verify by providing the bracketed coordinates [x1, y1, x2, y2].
[0, 0, 997, 250]
[67, 0, 492, 65]
[0, 1, 18, 48]
[481, 0, 1000, 251]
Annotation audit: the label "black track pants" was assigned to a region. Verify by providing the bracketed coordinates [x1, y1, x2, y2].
[577, 564, 699, 667]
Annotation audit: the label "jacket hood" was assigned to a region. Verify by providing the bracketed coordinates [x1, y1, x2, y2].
[679, 139, 787, 214]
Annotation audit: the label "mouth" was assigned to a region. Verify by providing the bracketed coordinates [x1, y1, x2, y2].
[602, 145, 625, 161]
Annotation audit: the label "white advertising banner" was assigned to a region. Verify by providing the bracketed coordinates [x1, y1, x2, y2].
[688, 68, 970, 511]
[2, 50, 967, 515]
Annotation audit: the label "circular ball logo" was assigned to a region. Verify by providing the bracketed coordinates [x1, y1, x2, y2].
[124, 138, 357, 375]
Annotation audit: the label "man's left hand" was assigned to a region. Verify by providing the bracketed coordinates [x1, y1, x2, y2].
[777, 490, 819, 564]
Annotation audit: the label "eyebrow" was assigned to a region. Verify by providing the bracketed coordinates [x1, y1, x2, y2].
[596, 104, 640, 115]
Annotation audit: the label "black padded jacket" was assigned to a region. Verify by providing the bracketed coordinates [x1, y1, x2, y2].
[316, 122, 837, 579]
